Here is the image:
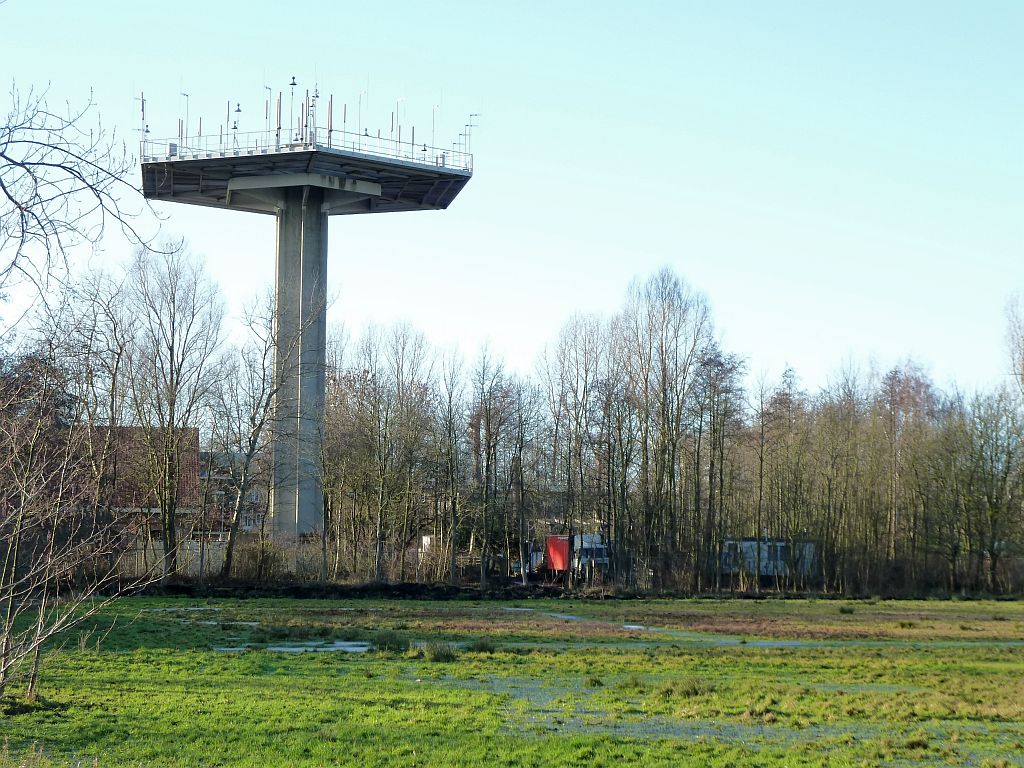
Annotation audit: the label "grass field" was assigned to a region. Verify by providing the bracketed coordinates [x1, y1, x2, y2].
[2, 596, 1023, 767]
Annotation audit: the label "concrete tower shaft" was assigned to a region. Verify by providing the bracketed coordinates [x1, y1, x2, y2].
[272, 185, 328, 539]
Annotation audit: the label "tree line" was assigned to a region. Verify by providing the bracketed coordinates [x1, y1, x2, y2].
[320, 268, 1024, 595]
[4, 245, 1023, 605]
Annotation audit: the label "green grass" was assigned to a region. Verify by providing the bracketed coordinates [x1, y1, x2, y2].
[2, 596, 1024, 766]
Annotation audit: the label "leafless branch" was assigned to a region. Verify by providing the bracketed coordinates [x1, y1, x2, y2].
[0, 83, 146, 293]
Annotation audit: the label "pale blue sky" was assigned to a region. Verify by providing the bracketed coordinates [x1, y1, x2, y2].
[3, 1, 1021, 392]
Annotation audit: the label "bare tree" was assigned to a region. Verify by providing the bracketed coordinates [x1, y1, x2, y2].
[597, 316, 639, 584]
[469, 347, 509, 591]
[964, 388, 1022, 592]
[359, 327, 396, 583]
[212, 293, 278, 579]
[1007, 295, 1024, 397]
[1, 84, 143, 291]
[436, 352, 465, 586]
[0, 342, 155, 700]
[505, 377, 543, 586]
[619, 267, 712, 587]
[322, 328, 357, 580]
[125, 242, 224, 580]
[0, 78, 157, 701]
[386, 324, 434, 581]
[691, 345, 745, 591]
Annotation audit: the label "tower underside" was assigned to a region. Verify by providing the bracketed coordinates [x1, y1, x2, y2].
[141, 145, 470, 215]
[140, 143, 471, 549]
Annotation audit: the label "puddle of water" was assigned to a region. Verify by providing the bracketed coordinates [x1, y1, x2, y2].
[622, 625, 647, 631]
[446, 674, 578, 712]
[444, 670, 1024, 764]
[213, 641, 371, 653]
[810, 682, 923, 694]
[640, 626, 1024, 651]
[447, 672, 862, 747]
[499, 607, 584, 622]
[143, 607, 222, 613]
[316, 607, 384, 612]
[743, 639, 810, 648]
[186, 620, 260, 627]
[267, 641, 372, 653]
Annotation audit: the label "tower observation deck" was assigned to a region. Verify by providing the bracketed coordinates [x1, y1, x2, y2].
[140, 114, 472, 550]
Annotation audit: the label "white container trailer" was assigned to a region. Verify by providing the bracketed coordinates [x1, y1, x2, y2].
[720, 538, 816, 580]
[573, 534, 610, 572]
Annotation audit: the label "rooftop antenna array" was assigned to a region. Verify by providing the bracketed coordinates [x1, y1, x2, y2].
[147, 78, 476, 172]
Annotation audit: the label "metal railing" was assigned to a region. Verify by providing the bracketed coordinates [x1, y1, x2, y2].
[141, 127, 473, 172]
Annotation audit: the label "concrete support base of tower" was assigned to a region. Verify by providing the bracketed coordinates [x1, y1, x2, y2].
[271, 185, 328, 555]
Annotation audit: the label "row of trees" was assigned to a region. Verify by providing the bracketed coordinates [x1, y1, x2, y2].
[319, 268, 1024, 595]
[8, 251, 1021, 598]
[4, 239, 1023, 601]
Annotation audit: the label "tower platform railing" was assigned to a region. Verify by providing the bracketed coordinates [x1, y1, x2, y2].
[141, 128, 473, 172]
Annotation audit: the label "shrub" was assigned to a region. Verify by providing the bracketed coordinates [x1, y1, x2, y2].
[618, 674, 645, 691]
[660, 676, 710, 698]
[231, 540, 286, 581]
[373, 631, 409, 653]
[904, 732, 929, 750]
[838, 606, 855, 615]
[250, 623, 332, 643]
[424, 642, 459, 662]
[466, 637, 498, 654]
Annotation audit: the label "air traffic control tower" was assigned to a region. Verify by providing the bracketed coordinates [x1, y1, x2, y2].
[140, 88, 472, 545]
